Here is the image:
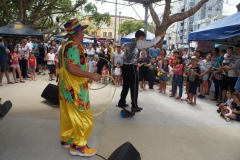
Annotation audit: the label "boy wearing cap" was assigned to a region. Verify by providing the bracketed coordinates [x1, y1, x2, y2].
[58, 19, 101, 157]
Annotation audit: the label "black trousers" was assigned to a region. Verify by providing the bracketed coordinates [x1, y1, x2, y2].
[118, 64, 139, 108]
[149, 74, 155, 89]
[17, 59, 28, 78]
[213, 76, 222, 100]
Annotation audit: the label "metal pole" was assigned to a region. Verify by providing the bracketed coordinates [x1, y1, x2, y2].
[119, 11, 121, 42]
[114, 0, 117, 42]
[144, 4, 149, 37]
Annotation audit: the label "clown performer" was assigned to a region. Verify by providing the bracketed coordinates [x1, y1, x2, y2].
[58, 19, 101, 157]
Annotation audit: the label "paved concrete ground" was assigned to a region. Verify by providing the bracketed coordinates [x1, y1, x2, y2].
[0, 74, 240, 160]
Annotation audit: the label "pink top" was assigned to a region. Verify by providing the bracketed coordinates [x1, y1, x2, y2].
[102, 69, 109, 75]
[11, 53, 20, 65]
[157, 60, 162, 69]
[173, 64, 183, 75]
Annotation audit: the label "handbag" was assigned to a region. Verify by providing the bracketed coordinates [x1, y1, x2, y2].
[214, 73, 223, 80]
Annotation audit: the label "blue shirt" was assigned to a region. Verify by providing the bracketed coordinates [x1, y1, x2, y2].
[33, 43, 38, 56]
[139, 57, 151, 71]
[149, 47, 161, 59]
[214, 56, 224, 68]
[0, 43, 8, 62]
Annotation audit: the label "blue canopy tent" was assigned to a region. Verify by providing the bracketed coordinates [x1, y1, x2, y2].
[121, 28, 167, 44]
[188, 12, 240, 44]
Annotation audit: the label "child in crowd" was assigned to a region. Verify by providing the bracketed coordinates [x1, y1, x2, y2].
[11, 46, 25, 83]
[183, 58, 193, 102]
[88, 57, 96, 83]
[198, 53, 212, 99]
[222, 47, 233, 75]
[170, 56, 183, 100]
[209, 50, 224, 81]
[114, 63, 122, 87]
[55, 53, 59, 82]
[223, 92, 240, 122]
[28, 51, 37, 81]
[101, 64, 109, 84]
[217, 90, 234, 121]
[188, 58, 200, 105]
[149, 58, 156, 89]
[159, 59, 169, 94]
[156, 55, 163, 90]
[46, 48, 55, 81]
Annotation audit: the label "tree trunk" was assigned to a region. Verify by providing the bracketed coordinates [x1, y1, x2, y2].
[150, 0, 209, 49]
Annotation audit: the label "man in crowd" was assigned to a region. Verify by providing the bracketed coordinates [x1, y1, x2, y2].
[149, 44, 161, 59]
[37, 40, 47, 75]
[112, 44, 124, 84]
[0, 37, 13, 86]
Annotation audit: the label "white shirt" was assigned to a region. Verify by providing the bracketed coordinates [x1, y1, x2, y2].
[136, 36, 161, 49]
[88, 60, 96, 72]
[115, 68, 121, 76]
[86, 48, 95, 56]
[223, 53, 232, 63]
[47, 53, 55, 65]
[226, 98, 234, 107]
[26, 42, 33, 51]
[96, 47, 101, 53]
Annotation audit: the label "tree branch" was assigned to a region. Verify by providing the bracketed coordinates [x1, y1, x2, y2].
[169, 0, 209, 24]
[149, 4, 161, 27]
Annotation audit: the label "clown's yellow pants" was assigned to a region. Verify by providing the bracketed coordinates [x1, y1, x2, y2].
[60, 99, 93, 146]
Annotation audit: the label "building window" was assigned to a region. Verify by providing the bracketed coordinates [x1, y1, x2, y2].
[91, 31, 97, 36]
[103, 32, 107, 37]
[180, 36, 183, 39]
[208, 7, 212, 11]
[215, 8, 219, 11]
[108, 32, 112, 37]
[181, 23, 184, 26]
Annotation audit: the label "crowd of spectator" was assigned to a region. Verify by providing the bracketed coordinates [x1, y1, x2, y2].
[1, 35, 240, 122]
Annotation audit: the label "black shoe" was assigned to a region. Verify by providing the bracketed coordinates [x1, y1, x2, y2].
[217, 108, 221, 113]
[27, 75, 31, 78]
[116, 104, 129, 108]
[131, 107, 142, 112]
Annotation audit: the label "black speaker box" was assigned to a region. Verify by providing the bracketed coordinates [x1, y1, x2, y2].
[0, 100, 12, 117]
[108, 142, 141, 160]
[41, 83, 59, 105]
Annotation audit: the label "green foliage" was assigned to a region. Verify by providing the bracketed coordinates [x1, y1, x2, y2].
[119, 20, 156, 35]
[0, 0, 110, 40]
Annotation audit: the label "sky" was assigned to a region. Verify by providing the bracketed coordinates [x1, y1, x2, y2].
[88, 0, 239, 21]
[88, 0, 165, 21]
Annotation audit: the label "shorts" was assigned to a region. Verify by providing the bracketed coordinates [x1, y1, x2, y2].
[139, 70, 149, 81]
[0, 61, 9, 72]
[236, 114, 240, 122]
[201, 73, 209, 81]
[222, 75, 238, 91]
[11, 64, 20, 68]
[29, 66, 36, 71]
[189, 83, 198, 95]
[201, 70, 209, 81]
[159, 74, 168, 82]
[37, 57, 45, 65]
[47, 64, 55, 74]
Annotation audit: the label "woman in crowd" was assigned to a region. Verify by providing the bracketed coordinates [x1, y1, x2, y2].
[18, 39, 30, 79]
[49, 40, 58, 54]
[138, 51, 151, 91]
[198, 53, 212, 99]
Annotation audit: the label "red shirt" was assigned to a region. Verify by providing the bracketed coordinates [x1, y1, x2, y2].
[169, 56, 176, 67]
[29, 56, 36, 67]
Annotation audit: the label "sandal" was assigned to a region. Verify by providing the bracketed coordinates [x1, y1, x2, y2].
[49, 79, 52, 81]
[7, 81, 14, 84]
[20, 81, 25, 83]
[15, 81, 18, 83]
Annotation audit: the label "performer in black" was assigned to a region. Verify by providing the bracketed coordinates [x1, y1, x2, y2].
[117, 30, 166, 112]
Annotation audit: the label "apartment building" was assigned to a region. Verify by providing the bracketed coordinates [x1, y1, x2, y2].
[176, 0, 223, 46]
[85, 15, 135, 41]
